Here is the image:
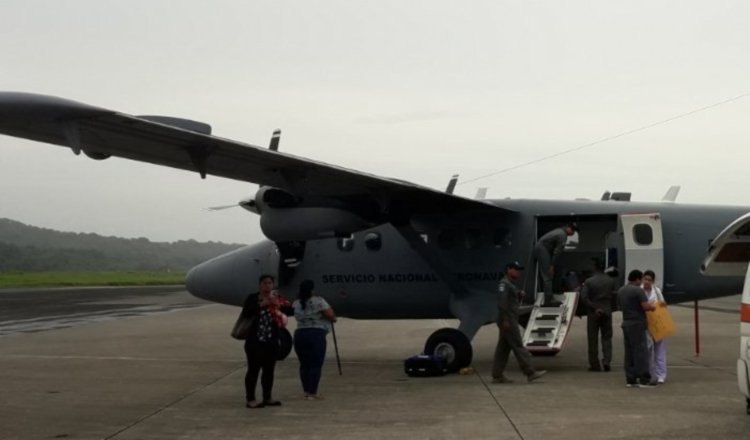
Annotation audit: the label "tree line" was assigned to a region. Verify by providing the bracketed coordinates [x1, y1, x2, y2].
[0, 218, 244, 272]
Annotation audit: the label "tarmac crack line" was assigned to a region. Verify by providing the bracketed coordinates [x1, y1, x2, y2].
[680, 357, 739, 377]
[102, 363, 245, 440]
[475, 370, 526, 440]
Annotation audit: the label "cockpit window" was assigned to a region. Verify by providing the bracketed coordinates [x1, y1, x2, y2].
[364, 232, 382, 251]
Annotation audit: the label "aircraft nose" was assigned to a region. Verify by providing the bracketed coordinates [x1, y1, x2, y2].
[186, 241, 276, 306]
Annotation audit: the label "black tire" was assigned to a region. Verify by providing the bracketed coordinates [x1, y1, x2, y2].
[277, 327, 293, 360]
[423, 328, 473, 373]
[746, 398, 750, 415]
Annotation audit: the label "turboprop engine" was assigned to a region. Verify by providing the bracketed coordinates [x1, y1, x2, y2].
[245, 186, 374, 242]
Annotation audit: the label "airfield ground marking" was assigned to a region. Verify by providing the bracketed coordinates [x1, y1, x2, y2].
[475, 369, 526, 440]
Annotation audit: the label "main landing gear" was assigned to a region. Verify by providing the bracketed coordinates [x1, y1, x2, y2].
[423, 328, 473, 372]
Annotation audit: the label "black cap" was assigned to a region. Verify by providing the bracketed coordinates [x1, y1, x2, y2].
[505, 261, 525, 271]
[567, 222, 579, 232]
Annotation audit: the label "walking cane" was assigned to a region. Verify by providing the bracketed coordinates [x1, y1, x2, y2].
[331, 321, 343, 375]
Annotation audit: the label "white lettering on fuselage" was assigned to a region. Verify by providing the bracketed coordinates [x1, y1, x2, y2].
[320, 272, 503, 284]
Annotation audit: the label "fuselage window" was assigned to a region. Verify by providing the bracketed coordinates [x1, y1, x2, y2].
[633, 224, 653, 246]
[337, 235, 355, 252]
[465, 228, 482, 249]
[493, 227, 512, 248]
[364, 232, 382, 251]
[437, 230, 457, 249]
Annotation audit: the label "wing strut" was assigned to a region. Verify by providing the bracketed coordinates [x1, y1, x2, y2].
[392, 225, 469, 296]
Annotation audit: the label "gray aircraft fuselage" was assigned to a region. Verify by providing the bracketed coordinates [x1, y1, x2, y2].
[186, 197, 748, 320]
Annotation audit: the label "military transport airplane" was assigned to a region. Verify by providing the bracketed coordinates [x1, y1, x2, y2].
[1, 92, 748, 372]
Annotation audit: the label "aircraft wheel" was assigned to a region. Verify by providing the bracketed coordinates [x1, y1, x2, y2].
[423, 328, 473, 373]
[277, 327, 293, 360]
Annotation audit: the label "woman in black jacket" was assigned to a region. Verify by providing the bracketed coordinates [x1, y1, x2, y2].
[241, 274, 292, 408]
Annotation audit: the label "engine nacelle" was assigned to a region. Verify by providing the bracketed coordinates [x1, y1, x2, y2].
[260, 206, 371, 242]
[83, 150, 111, 160]
[239, 186, 298, 215]
[244, 186, 375, 241]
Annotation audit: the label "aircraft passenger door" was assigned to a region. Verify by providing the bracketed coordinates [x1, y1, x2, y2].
[620, 213, 664, 289]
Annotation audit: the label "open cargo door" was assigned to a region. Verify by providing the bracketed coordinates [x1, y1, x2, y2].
[700, 212, 750, 413]
[620, 213, 664, 289]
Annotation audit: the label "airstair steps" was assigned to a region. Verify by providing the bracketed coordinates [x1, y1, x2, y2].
[522, 291, 578, 353]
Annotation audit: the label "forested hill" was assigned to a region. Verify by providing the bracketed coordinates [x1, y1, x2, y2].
[0, 218, 245, 272]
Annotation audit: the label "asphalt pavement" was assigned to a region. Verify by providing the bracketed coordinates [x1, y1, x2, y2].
[0, 287, 748, 440]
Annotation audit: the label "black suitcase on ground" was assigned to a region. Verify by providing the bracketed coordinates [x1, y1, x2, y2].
[404, 354, 447, 377]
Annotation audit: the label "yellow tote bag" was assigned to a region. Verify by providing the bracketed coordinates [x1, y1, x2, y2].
[647, 305, 676, 342]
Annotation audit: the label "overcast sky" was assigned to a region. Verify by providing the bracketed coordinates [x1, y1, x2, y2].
[1, 1, 749, 244]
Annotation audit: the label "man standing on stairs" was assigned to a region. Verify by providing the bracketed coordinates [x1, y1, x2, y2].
[492, 261, 547, 384]
[533, 222, 578, 307]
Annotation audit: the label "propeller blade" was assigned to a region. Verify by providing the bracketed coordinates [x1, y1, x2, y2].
[204, 204, 239, 211]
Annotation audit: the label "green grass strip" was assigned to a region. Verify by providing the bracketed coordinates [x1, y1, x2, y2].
[0, 271, 186, 288]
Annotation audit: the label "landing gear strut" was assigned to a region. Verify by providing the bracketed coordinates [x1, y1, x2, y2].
[423, 328, 473, 372]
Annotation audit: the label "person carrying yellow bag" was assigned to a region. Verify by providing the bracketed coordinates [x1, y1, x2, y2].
[643, 270, 674, 385]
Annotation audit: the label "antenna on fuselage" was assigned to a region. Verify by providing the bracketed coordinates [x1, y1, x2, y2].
[661, 185, 681, 202]
[475, 187, 488, 200]
[269, 129, 281, 151]
[445, 174, 459, 194]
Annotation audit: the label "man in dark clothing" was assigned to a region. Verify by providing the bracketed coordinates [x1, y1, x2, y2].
[580, 260, 617, 372]
[616, 269, 656, 388]
[492, 261, 547, 384]
[533, 223, 577, 307]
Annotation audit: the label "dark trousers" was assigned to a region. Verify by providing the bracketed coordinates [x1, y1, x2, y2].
[587, 312, 613, 367]
[492, 321, 535, 377]
[622, 323, 650, 384]
[244, 339, 278, 401]
[293, 328, 327, 395]
[533, 246, 554, 303]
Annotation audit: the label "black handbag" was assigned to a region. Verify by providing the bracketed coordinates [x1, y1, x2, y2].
[230, 313, 254, 340]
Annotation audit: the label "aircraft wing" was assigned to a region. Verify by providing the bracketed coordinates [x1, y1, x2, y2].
[0, 92, 511, 221]
[700, 212, 750, 276]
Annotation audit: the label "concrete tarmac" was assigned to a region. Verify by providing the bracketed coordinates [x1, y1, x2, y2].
[1, 287, 748, 440]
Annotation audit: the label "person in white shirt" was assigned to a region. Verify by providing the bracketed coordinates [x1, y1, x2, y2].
[292, 279, 336, 400]
[642, 269, 668, 384]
